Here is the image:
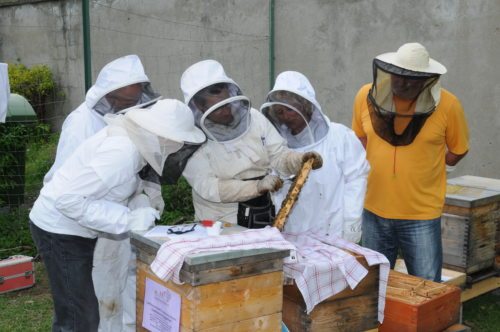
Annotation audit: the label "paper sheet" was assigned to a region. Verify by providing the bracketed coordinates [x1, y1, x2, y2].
[144, 224, 207, 240]
[142, 278, 181, 332]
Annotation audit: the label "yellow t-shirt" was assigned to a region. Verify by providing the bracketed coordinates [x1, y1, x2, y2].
[352, 84, 469, 219]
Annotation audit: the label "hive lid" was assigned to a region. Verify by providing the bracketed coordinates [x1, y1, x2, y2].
[446, 175, 500, 208]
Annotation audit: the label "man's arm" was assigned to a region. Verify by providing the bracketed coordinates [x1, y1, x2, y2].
[446, 150, 468, 166]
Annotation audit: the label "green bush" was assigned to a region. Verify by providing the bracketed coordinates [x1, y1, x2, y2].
[0, 207, 35, 259]
[0, 136, 57, 258]
[8, 63, 57, 121]
[0, 122, 51, 207]
[160, 177, 195, 225]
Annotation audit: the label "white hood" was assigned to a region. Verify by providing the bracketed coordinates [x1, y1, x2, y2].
[85, 54, 150, 109]
[270, 71, 322, 112]
[261, 71, 329, 148]
[180, 60, 251, 143]
[180, 59, 237, 105]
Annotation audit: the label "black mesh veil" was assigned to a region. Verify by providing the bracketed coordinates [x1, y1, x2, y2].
[139, 143, 202, 185]
[367, 59, 441, 146]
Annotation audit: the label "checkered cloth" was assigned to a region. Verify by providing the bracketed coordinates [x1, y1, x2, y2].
[150, 227, 297, 284]
[283, 232, 389, 322]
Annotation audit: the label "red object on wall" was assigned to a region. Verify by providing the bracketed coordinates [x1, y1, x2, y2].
[0, 255, 35, 294]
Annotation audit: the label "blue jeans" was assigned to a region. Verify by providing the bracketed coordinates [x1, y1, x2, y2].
[361, 209, 442, 282]
[30, 222, 99, 331]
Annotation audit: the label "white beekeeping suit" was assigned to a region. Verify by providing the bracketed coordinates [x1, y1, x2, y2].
[181, 60, 322, 226]
[30, 99, 204, 332]
[260, 71, 369, 242]
[0, 63, 9, 123]
[41, 54, 161, 332]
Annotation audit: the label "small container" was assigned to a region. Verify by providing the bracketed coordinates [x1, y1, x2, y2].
[201, 219, 214, 227]
[0, 255, 35, 294]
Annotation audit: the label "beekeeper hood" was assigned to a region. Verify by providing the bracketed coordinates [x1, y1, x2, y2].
[180, 59, 251, 142]
[368, 42, 446, 146]
[87, 54, 161, 116]
[260, 71, 329, 148]
[104, 99, 205, 174]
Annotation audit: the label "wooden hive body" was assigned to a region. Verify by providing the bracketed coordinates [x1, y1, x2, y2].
[282, 253, 380, 332]
[132, 231, 289, 332]
[442, 176, 500, 274]
[379, 271, 461, 332]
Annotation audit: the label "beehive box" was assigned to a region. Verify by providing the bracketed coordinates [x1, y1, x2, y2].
[442, 176, 500, 274]
[131, 231, 290, 332]
[282, 253, 380, 332]
[379, 271, 461, 332]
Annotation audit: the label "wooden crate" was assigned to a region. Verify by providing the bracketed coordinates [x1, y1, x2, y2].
[394, 259, 466, 288]
[282, 253, 380, 332]
[379, 271, 461, 332]
[131, 230, 290, 332]
[442, 176, 500, 274]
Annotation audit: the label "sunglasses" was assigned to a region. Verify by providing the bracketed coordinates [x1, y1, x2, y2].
[167, 224, 197, 235]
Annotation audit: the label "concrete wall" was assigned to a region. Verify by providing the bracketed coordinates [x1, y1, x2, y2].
[1, 0, 499, 178]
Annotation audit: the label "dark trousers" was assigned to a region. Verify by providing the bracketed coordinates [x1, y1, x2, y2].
[30, 222, 99, 332]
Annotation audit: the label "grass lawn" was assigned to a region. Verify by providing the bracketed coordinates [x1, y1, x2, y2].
[0, 262, 498, 331]
[0, 262, 52, 331]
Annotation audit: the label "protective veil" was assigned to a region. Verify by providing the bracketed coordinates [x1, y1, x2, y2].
[368, 43, 446, 146]
[181, 60, 300, 225]
[44, 54, 160, 183]
[261, 71, 370, 242]
[181, 61, 251, 143]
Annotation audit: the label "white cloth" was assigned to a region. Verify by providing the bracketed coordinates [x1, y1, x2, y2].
[93, 235, 131, 332]
[182, 109, 295, 224]
[283, 232, 389, 322]
[0, 63, 9, 123]
[30, 127, 145, 237]
[150, 227, 296, 284]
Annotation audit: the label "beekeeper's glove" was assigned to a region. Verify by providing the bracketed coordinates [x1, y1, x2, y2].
[303, 151, 323, 169]
[127, 207, 160, 231]
[143, 181, 165, 214]
[256, 174, 284, 194]
[128, 193, 151, 210]
[285, 151, 323, 174]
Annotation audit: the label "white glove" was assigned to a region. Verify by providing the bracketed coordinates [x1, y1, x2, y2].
[256, 175, 284, 194]
[143, 181, 165, 214]
[127, 207, 160, 231]
[128, 194, 151, 210]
